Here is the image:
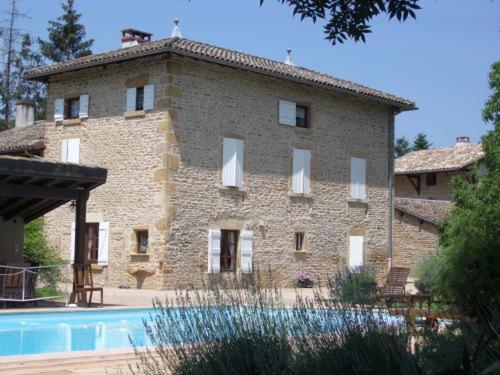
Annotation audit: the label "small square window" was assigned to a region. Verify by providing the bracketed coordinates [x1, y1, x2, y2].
[295, 232, 305, 251]
[426, 173, 437, 186]
[136, 87, 144, 111]
[66, 98, 80, 119]
[296, 105, 309, 128]
[136, 230, 148, 253]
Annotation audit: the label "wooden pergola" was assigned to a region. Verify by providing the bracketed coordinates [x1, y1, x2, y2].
[0, 155, 107, 302]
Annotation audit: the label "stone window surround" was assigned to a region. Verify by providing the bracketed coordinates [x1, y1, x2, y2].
[130, 225, 150, 259]
[218, 132, 248, 193]
[277, 98, 314, 131]
[292, 229, 309, 254]
[347, 151, 369, 205]
[288, 143, 314, 198]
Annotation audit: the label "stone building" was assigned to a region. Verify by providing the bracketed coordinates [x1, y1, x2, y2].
[21, 29, 417, 289]
[392, 138, 484, 271]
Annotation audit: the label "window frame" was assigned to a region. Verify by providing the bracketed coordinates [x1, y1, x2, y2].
[65, 97, 80, 120]
[84, 222, 99, 264]
[294, 232, 305, 251]
[220, 229, 239, 272]
[295, 104, 309, 128]
[135, 86, 145, 111]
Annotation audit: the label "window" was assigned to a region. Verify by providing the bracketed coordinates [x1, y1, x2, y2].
[348, 235, 364, 268]
[85, 223, 99, 263]
[426, 173, 437, 186]
[279, 100, 310, 128]
[295, 232, 305, 251]
[349, 157, 366, 199]
[66, 98, 80, 119]
[221, 230, 238, 271]
[292, 148, 311, 194]
[126, 85, 154, 113]
[222, 137, 244, 188]
[135, 87, 144, 111]
[61, 138, 80, 163]
[136, 230, 148, 253]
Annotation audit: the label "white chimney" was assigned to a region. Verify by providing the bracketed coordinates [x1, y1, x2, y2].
[284, 49, 294, 66]
[171, 19, 182, 38]
[121, 29, 152, 48]
[15, 100, 34, 128]
[455, 136, 470, 147]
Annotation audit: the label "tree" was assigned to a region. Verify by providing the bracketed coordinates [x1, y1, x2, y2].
[38, 0, 93, 63]
[394, 136, 411, 157]
[260, 0, 421, 45]
[433, 62, 500, 318]
[412, 132, 432, 151]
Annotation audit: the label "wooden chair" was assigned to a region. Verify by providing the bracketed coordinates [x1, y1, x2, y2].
[73, 263, 103, 307]
[379, 267, 411, 305]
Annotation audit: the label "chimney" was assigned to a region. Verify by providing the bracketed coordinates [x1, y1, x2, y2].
[15, 100, 34, 128]
[455, 136, 470, 147]
[121, 29, 153, 48]
[284, 49, 294, 66]
[171, 19, 182, 38]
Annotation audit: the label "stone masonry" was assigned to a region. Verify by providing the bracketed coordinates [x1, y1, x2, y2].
[42, 53, 396, 289]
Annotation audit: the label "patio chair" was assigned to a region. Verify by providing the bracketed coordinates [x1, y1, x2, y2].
[73, 263, 103, 307]
[379, 267, 411, 305]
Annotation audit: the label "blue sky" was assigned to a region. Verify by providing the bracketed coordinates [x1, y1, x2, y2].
[11, 0, 500, 147]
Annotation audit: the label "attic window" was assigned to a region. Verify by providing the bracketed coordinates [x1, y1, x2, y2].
[426, 173, 437, 186]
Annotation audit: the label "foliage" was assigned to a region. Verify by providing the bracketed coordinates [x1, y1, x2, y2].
[414, 255, 439, 295]
[260, 0, 421, 45]
[38, 0, 93, 63]
[395, 136, 411, 157]
[412, 132, 432, 151]
[330, 266, 378, 304]
[432, 62, 500, 318]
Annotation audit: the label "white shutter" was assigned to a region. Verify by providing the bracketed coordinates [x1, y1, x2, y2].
[208, 229, 221, 273]
[61, 139, 68, 162]
[240, 230, 253, 274]
[143, 84, 155, 111]
[222, 138, 243, 187]
[126, 88, 137, 112]
[292, 149, 310, 194]
[67, 138, 80, 163]
[349, 235, 364, 268]
[358, 158, 366, 199]
[350, 157, 366, 199]
[279, 100, 296, 126]
[54, 98, 64, 121]
[97, 222, 109, 265]
[69, 222, 75, 264]
[79, 95, 89, 118]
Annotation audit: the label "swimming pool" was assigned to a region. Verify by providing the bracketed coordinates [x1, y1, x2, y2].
[0, 308, 154, 356]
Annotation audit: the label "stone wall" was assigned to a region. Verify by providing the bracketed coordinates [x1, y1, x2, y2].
[392, 210, 438, 273]
[394, 171, 457, 201]
[42, 53, 394, 289]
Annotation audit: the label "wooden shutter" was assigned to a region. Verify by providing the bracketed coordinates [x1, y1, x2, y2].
[349, 235, 364, 268]
[67, 138, 80, 163]
[303, 149, 311, 194]
[208, 229, 221, 273]
[143, 84, 155, 110]
[126, 88, 137, 112]
[279, 100, 296, 126]
[61, 139, 68, 162]
[240, 230, 253, 273]
[350, 157, 366, 199]
[292, 149, 310, 193]
[222, 138, 244, 187]
[97, 222, 110, 265]
[79, 95, 89, 118]
[235, 139, 244, 188]
[69, 222, 75, 264]
[358, 158, 366, 199]
[54, 98, 64, 121]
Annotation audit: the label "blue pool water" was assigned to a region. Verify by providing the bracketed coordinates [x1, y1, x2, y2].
[0, 308, 154, 356]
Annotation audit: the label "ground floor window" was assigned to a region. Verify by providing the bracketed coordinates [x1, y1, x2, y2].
[221, 230, 238, 271]
[295, 232, 305, 251]
[136, 230, 149, 253]
[85, 223, 99, 263]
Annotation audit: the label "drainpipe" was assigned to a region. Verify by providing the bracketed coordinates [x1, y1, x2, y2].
[387, 109, 398, 271]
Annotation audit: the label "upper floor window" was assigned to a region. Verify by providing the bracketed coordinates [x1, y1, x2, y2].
[126, 84, 154, 113]
[292, 148, 311, 194]
[350, 157, 366, 200]
[66, 98, 80, 119]
[426, 173, 437, 186]
[222, 137, 244, 188]
[279, 100, 310, 128]
[54, 95, 88, 121]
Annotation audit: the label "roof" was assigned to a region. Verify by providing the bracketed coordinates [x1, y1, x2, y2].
[25, 37, 415, 110]
[0, 155, 107, 223]
[394, 143, 484, 175]
[0, 123, 45, 155]
[395, 197, 453, 225]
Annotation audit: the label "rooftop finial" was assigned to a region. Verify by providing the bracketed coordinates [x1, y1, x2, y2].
[284, 48, 294, 66]
[171, 19, 182, 38]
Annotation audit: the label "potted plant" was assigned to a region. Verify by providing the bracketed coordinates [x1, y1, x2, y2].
[293, 271, 317, 288]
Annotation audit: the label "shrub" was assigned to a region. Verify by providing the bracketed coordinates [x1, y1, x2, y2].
[330, 266, 378, 304]
[414, 255, 439, 295]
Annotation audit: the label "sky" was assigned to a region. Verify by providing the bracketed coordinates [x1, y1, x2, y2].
[7, 0, 500, 147]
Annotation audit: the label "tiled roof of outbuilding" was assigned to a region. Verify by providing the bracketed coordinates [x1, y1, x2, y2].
[394, 144, 484, 175]
[25, 38, 415, 110]
[395, 197, 453, 225]
[0, 123, 45, 155]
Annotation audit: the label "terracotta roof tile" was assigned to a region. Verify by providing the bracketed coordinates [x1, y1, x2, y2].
[395, 197, 453, 224]
[394, 144, 484, 175]
[0, 123, 45, 154]
[25, 38, 415, 109]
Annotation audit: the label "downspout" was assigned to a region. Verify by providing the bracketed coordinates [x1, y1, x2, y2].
[387, 109, 397, 272]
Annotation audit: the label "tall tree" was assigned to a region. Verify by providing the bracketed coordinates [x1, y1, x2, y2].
[260, 0, 421, 45]
[394, 136, 411, 157]
[412, 132, 432, 151]
[38, 0, 93, 63]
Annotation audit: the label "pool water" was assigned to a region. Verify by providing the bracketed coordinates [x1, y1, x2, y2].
[0, 308, 154, 356]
